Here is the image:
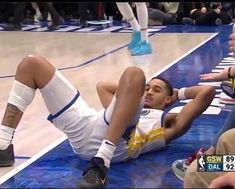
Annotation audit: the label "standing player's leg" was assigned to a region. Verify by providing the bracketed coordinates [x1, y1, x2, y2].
[131, 2, 152, 56]
[116, 2, 141, 50]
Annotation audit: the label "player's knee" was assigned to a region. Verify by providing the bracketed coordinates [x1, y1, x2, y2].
[17, 55, 46, 74]
[125, 66, 145, 83]
[206, 85, 216, 99]
[123, 67, 146, 92]
[23, 54, 39, 63]
[184, 161, 200, 188]
[18, 55, 38, 69]
[217, 128, 235, 153]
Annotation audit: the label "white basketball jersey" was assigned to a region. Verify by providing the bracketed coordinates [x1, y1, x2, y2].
[127, 108, 166, 158]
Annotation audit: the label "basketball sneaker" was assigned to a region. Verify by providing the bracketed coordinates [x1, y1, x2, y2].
[78, 157, 108, 188]
[172, 147, 206, 181]
[128, 30, 141, 50]
[0, 144, 15, 167]
[221, 80, 235, 99]
[131, 40, 152, 56]
[219, 92, 235, 105]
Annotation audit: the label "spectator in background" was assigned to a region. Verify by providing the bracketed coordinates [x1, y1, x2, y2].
[173, 27, 235, 187]
[147, 2, 179, 26]
[38, 2, 63, 30]
[0, 2, 14, 23]
[184, 129, 235, 188]
[78, 2, 102, 28]
[182, 2, 232, 25]
[2, 2, 26, 31]
[2, 2, 63, 31]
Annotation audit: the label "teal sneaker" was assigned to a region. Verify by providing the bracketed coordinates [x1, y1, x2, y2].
[128, 31, 141, 50]
[131, 40, 152, 56]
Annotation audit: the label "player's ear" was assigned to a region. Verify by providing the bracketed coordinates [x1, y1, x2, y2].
[165, 96, 173, 106]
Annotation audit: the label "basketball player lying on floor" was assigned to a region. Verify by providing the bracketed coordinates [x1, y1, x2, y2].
[0, 55, 215, 188]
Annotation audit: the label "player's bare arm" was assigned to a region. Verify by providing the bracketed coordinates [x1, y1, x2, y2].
[96, 82, 118, 108]
[164, 85, 215, 143]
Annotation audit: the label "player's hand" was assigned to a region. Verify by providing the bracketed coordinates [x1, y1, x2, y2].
[199, 73, 221, 81]
[209, 172, 235, 188]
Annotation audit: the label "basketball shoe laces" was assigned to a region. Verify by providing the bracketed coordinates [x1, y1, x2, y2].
[82, 165, 106, 184]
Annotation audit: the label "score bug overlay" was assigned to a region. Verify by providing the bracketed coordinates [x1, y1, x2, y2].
[197, 155, 235, 172]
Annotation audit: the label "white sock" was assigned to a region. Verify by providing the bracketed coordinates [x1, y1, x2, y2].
[130, 19, 140, 32]
[0, 125, 15, 150]
[136, 3, 148, 42]
[95, 139, 117, 168]
[116, 2, 140, 31]
[141, 29, 148, 42]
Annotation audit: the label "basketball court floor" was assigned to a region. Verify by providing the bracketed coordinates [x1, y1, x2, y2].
[0, 22, 234, 188]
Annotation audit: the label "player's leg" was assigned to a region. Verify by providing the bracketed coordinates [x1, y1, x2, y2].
[0, 55, 78, 167]
[116, 2, 141, 50]
[78, 66, 146, 188]
[0, 55, 56, 166]
[183, 160, 223, 188]
[131, 2, 152, 56]
[212, 106, 235, 148]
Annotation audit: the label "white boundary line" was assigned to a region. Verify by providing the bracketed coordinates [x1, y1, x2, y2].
[148, 33, 218, 80]
[0, 32, 218, 186]
[0, 135, 68, 185]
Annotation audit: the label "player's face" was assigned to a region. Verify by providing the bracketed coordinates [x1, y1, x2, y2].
[144, 79, 172, 109]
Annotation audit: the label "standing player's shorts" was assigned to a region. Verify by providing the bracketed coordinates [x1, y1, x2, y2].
[40, 70, 165, 163]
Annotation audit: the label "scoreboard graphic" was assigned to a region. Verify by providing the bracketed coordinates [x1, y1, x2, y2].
[197, 155, 235, 172]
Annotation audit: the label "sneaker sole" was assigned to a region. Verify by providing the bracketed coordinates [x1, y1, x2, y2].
[220, 98, 235, 104]
[77, 181, 106, 189]
[171, 161, 185, 182]
[172, 170, 184, 182]
[0, 160, 15, 167]
[131, 52, 152, 56]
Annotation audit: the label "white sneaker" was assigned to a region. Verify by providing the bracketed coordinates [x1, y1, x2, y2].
[172, 159, 188, 181]
[219, 92, 235, 104]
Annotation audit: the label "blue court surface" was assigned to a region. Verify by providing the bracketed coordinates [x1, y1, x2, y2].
[0, 23, 234, 188]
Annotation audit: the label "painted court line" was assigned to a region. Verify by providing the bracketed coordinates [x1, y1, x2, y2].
[56, 26, 81, 32]
[219, 62, 235, 65]
[198, 82, 222, 87]
[216, 65, 231, 68]
[212, 69, 223, 73]
[148, 33, 218, 79]
[0, 135, 68, 185]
